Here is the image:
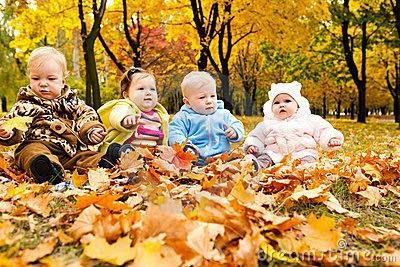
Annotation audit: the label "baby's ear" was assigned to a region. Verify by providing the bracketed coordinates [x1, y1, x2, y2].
[183, 97, 191, 107]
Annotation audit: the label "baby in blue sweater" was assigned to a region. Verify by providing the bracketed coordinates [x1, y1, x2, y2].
[169, 71, 244, 165]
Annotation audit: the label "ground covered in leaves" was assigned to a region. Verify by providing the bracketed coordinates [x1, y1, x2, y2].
[0, 117, 399, 266]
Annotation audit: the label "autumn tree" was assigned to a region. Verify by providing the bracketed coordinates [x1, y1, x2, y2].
[328, 0, 386, 122]
[233, 42, 262, 115]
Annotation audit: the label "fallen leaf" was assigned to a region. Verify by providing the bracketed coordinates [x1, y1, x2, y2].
[71, 170, 87, 188]
[119, 150, 144, 173]
[186, 222, 225, 261]
[323, 193, 360, 218]
[349, 167, 369, 193]
[298, 214, 342, 252]
[21, 238, 57, 263]
[229, 180, 255, 204]
[68, 205, 101, 240]
[1, 116, 32, 132]
[132, 233, 182, 267]
[356, 186, 382, 206]
[83, 235, 135, 265]
[88, 168, 110, 190]
[290, 184, 330, 201]
[19, 193, 53, 217]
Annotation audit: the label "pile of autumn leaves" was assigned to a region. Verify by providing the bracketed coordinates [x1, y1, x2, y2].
[0, 144, 399, 266]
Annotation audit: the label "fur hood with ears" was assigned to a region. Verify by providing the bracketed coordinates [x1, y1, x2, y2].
[263, 81, 311, 120]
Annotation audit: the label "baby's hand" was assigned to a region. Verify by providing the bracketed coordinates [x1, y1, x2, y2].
[0, 121, 12, 139]
[224, 124, 237, 140]
[328, 138, 342, 147]
[246, 145, 258, 154]
[89, 128, 106, 144]
[122, 114, 141, 129]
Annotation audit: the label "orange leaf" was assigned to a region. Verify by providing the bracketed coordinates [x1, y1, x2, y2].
[71, 170, 87, 188]
[76, 192, 130, 211]
[0, 154, 24, 182]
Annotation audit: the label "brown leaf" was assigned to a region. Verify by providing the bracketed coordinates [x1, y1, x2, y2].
[119, 150, 144, 173]
[19, 193, 53, 217]
[21, 238, 57, 263]
[68, 205, 101, 240]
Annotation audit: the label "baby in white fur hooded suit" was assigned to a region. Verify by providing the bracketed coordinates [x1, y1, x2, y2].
[243, 81, 344, 170]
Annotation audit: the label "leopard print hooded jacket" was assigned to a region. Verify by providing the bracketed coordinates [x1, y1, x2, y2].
[0, 86, 105, 157]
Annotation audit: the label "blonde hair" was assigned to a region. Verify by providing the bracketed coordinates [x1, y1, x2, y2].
[28, 46, 68, 78]
[181, 71, 216, 98]
[120, 67, 156, 98]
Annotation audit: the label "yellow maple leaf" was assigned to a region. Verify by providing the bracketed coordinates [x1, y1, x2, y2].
[71, 170, 87, 188]
[290, 184, 330, 201]
[299, 214, 342, 252]
[132, 233, 182, 267]
[83, 235, 135, 265]
[349, 167, 370, 193]
[1, 116, 32, 132]
[229, 180, 255, 204]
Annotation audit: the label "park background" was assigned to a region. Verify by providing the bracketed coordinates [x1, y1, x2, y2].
[0, 0, 399, 125]
[0, 0, 400, 266]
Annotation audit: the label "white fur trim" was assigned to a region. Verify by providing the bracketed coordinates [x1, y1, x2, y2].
[263, 81, 311, 119]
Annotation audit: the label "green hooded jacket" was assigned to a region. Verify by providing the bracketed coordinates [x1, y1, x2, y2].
[97, 99, 169, 153]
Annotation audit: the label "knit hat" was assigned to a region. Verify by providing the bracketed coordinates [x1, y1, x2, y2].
[263, 81, 311, 119]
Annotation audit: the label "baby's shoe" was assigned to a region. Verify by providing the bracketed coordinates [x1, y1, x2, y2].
[30, 155, 64, 185]
[98, 143, 122, 168]
[119, 144, 135, 155]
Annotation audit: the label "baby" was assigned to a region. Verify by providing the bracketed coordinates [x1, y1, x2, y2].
[169, 71, 244, 165]
[244, 81, 343, 170]
[98, 67, 169, 156]
[0, 46, 107, 184]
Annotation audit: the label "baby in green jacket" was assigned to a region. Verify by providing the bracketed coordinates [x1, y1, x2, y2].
[97, 68, 169, 161]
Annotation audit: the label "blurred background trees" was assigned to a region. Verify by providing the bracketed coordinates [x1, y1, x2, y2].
[0, 0, 398, 124]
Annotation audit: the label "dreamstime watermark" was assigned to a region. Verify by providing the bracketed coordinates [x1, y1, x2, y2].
[258, 239, 398, 264]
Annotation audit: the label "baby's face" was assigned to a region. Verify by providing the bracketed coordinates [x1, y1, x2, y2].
[272, 93, 298, 120]
[29, 58, 64, 100]
[184, 85, 217, 115]
[126, 75, 158, 112]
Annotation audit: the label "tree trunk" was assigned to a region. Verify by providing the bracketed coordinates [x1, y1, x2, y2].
[322, 94, 327, 118]
[78, 0, 107, 109]
[336, 99, 341, 119]
[341, 0, 367, 123]
[198, 48, 208, 70]
[1, 96, 6, 112]
[394, 95, 400, 122]
[72, 28, 80, 78]
[350, 101, 355, 120]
